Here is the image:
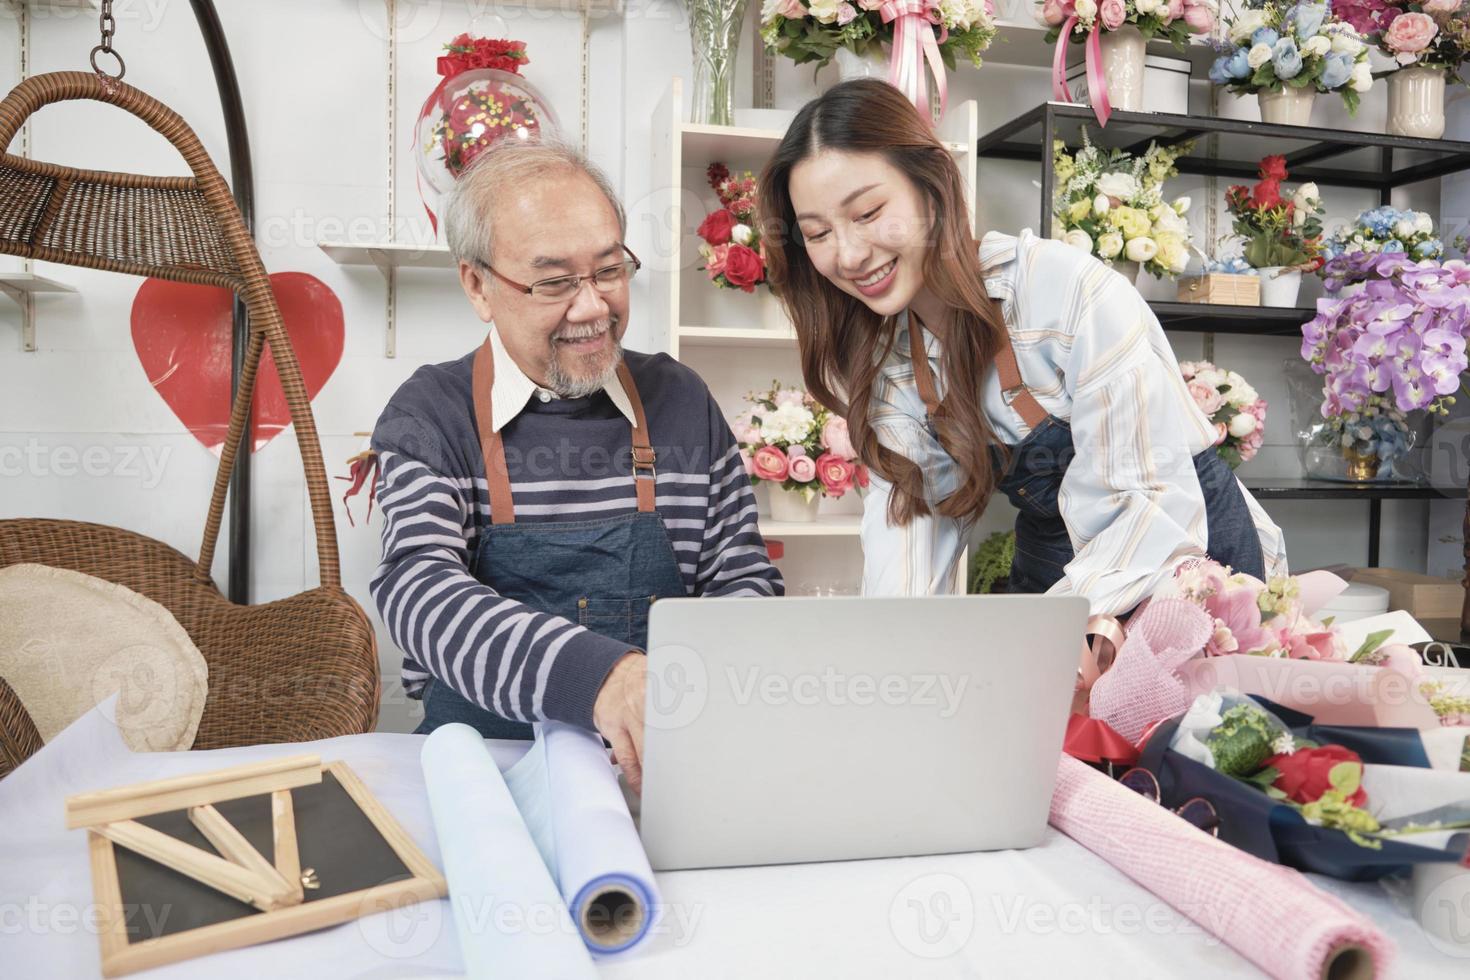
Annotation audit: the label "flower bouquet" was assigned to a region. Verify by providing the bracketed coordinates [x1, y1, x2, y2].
[1223, 154, 1323, 305]
[696, 163, 768, 294]
[1180, 360, 1266, 468]
[734, 382, 870, 521]
[1297, 251, 1467, 478]
[1338, 0, 1470, 137]
[1321, 206, 1445, 266]
[758, 0, 997, 116]
[1210, 2, 1373, 123]
[1052, 133, 1197, 279]
[1039, 0, 1216, 123]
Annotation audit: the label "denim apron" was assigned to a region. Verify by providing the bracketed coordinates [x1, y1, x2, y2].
[905, 315, 1265, 601]
[413, 333, 687, 740]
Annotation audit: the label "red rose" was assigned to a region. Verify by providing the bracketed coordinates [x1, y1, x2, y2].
[1259, 155, 1287, 181]
[815, 452, 855, 498]
[1263, 745, 1367, 807]
[698, 208, 737, 246]
[1252, 178, 1282, 210]
[751, 445, 789, 482]
[722, 243, 765, 292]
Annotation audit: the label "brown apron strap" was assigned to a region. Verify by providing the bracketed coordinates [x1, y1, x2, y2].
[471, 335, 658, 523]
[617, 361, 657, 513]
[472, 333, 517, 525]
[908, 309, 1049, 435]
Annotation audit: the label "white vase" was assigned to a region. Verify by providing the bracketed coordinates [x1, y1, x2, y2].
[760, 289, 789, 331]
[1099, 26, 1148, 113]
[832, 45, 888, 83]
[1257, 267, 1302, 307]
[1109, 259, 1140, 283]
[1388, 66, 1446, 139]
[1258, 87, 1316, 126]
[768, 488, 820, 523]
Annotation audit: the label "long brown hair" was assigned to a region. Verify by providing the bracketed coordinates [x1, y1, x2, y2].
[758, 79, 1008, 526]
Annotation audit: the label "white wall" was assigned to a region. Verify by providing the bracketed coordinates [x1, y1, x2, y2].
[0, 1, 1451, 734]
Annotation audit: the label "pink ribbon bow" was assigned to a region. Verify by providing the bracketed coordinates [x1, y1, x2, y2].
[1051, 17, 1112, 127]
[879, 0, 948, 123]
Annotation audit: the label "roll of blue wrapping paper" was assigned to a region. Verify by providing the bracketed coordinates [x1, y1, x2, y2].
[420, 724, 598, 979]
[503, 721, 662, 954]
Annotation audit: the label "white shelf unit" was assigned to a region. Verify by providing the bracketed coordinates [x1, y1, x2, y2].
[0, 272, 76, 352]
[318, 240, 451, 272]
[652, 78, 976, 592]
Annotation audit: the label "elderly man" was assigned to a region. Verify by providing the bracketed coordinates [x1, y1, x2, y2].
[371, 138, 782, 790]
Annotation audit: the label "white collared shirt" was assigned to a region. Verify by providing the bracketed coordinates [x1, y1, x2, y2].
[859, 230, 1289, 614]
[484, 325, 637, 432]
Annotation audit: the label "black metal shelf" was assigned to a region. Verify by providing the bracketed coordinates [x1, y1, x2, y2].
[1148, 301, 1315, 335]
[1241, 477, 1466, 500]
[977, 102, 1470, 192]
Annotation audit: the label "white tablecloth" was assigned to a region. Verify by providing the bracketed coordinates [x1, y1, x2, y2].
[0, 704, 1457, 979]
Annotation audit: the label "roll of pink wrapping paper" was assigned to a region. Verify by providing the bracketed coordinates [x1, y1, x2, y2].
[1049, 755, 1393, 980]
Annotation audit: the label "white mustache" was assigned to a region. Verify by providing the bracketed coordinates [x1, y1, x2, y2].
[553, 319, 615, 342]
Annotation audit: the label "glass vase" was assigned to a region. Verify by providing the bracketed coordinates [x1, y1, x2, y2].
[1284, 358, 1417, 482]
[686, 0, 748, 126]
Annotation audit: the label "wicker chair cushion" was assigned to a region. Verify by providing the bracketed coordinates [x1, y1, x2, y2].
[0, 563, 208, 751]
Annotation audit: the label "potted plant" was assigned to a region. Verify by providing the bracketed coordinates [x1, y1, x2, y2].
[1336, 0, 1470, 138]
[1210, 2, 1373, 125]
[734, 382, 870, 521]
[1223, 154, 1324, 306]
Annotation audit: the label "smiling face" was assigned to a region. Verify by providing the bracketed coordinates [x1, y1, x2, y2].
[787, 149, 935, 320]
[458, 168, 629, 396]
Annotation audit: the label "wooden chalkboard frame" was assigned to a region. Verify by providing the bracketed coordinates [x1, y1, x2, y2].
[81, 760, 446, 977]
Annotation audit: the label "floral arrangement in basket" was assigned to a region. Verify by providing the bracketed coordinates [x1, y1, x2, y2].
[759, 0, 998, 69]
[1210, 2, 1374, 112]
[1333, 0, 1470, 74]
[1223, 154, 1325, 271]
[697, 163, 768, 293]
[1180, 361, 1267, 468]
[1052, 133, 1197, 278]
[1320, 206, 1445, 264]
[734, 382, 870, 502]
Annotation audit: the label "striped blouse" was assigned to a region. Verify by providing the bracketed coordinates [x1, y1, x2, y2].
[860, 229, 1288, 614]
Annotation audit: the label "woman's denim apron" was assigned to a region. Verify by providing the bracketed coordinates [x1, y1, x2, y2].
[413, 334, 686, 740]
[906, 317, 1265, 598]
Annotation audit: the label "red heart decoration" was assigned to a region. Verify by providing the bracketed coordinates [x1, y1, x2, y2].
[130, 272, 344, 454]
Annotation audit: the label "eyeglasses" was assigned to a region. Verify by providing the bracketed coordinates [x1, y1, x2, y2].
[481, 244, 642, 301]
[1118, 767, 1220, 838]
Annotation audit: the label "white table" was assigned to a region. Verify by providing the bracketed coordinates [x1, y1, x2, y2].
[0, 705, 1457, 979]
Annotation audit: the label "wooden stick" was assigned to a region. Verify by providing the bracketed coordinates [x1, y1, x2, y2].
[66, 755, 321, 829]
[270, 789, 304, 905]
[94, 820, 287, 912]
[187, 805, 298, 907]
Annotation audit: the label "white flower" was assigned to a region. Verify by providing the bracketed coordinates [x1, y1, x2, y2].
[1294, 208, 1306, 227]
[1075, 0, 1097, 19]
[1063, 229, 1095, 254]
[1229, 10, 1267, 44]
[1292, 182, 1320, 206]
[1125, 236, 1158, 262]
[1331, 30, 1364, 56]
[1154, 206, 1189, 236]
[1228, 412, 1258, 437]
[808, 0, 841, 23]
[1135, 0, 1158, 13]
[1097, 171, 1138, 200]
[1158, 235, 1190, 274]
[1351, 61, 1374, 92]
[1097, 232, 1124, 258]
[1169, 692, 1225, 769]
[1172, 195, 1191, 215]
[1394, 218, 1417, 239]
[1194, 367, 1226, 389]
[1248, 42, 1274, 69]
[1415, 211, 1434, 234]
[761, 403, 816, 444]
[731, 223, 754, 246]
[1093, 194, 1111, 215]
[1302, 35, 1331, 57]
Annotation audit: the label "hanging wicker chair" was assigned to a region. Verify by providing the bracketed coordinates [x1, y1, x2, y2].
[0, 72, 379, 777]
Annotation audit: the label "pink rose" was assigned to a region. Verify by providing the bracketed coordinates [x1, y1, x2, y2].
[1385, 12, 1438, 54]
[788, 444, 808, 458]
[836, 2, 858, 24]
[1178, 360, 1198, 380]
[1188, 380, 1224, 416]
[788, 453, 818, 483]
[1284, 628, 1341, 661]
[704, 243, 730, 279]
[816, 452, 855, 498]
[1100, 0, 1126, 30]
[774, 388, 806, 408]
[1165, 0, 1184, 22]
[1038, 0, 1069, 26]
[731, 409, 761, 445]
[1423, 0, 1461, 15]
[751, 445, 789, 482]
[778, 0, 807, 15]
[1213, 421, 1228, 446]
[820, 416, 857, 459]
[1183, 3, 1213, 32]
[1376, 643, 1425, 680]
[857, 0, 885, 9]
[740, 448, 755, 476]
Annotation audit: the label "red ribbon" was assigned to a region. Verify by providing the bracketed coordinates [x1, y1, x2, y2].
[879, 0, 949, 122]
[1051, 18, 1112, 128]
[336, 450, 380, 528]
[1064, 714, 1140, 767]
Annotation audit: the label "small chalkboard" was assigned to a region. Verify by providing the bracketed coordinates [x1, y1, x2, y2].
[77, 760, 446, 977]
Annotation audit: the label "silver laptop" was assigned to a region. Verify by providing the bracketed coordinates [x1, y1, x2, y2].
[638, 595, 1088, 871]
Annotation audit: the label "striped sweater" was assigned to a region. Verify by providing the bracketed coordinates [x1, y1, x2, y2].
[370, 343, 783, 731]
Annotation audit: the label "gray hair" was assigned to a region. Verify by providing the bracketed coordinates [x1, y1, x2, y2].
[441, 136, 626, 267]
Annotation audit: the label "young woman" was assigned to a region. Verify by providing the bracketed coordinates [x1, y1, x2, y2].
[758, 80, 1286, 615]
